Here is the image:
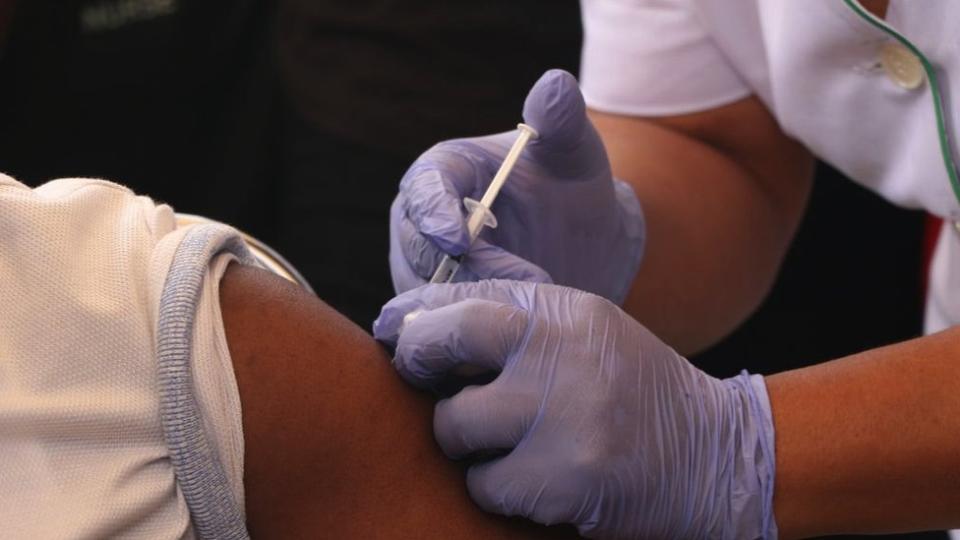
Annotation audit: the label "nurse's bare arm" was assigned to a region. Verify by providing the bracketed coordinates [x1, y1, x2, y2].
[219, 264, 579, 539]
[768, 327, 960, 539]
[590, 96, 814, 354]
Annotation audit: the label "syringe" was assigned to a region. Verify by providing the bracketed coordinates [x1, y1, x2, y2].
[429, 123, 539, 284]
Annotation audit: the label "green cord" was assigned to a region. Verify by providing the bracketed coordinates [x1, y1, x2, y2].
[843, 0, 960, 208]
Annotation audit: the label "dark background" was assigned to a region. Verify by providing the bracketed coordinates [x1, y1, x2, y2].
[0, 1, 939, 538]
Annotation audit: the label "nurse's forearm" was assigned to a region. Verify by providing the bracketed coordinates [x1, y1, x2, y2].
[589, 96, 813, 354]
[767, 327, 960, 538]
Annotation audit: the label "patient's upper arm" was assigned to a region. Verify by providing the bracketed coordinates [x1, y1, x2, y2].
[219, 264, 577, 539]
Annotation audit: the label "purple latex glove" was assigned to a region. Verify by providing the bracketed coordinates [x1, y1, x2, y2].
[389, 69, 645, 305]
[374, 280, 777, 540]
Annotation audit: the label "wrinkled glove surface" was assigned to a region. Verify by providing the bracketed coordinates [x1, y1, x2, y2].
[374, 280, 777, 540]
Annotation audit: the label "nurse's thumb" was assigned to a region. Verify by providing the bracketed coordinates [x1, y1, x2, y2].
[522, 69, 609, 180]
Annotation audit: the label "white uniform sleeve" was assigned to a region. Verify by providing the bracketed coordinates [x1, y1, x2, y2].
[580, 0, 751, 116]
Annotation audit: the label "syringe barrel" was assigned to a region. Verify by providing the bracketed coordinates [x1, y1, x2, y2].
[477, 124, 538, 209]
[427, 123, 538, 286]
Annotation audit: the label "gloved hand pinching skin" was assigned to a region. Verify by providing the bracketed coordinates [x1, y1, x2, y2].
[373, 280, 777, 540]
[389, 69, 645, 305]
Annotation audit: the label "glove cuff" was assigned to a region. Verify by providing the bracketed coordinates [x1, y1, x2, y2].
[746, 372, 778, 539]
[610, 178, 646, 305]
[725, 371, 779, 540]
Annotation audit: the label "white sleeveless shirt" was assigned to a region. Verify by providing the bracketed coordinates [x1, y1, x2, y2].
[0, 175, 250, 538]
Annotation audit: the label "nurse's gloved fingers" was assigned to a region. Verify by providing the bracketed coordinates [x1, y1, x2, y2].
[467, 458, 583, 527]
[373, 279, 536, 345]
[388, 198, 429, 294]
[465, 457, 567, 525]
[392, 299, 529, 388]
[395, 200, 447, 280]
[458, 239, 553, 285]
[399, 140, 500, 255]
[433, 382, 536, 459]
[522, 69, 610, 180]
[398, 168, 469, 256]
[399, 198, 555, 283]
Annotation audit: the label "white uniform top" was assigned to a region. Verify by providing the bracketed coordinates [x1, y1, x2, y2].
[0, 175, 250, 538]
[580, 0, 960, 333]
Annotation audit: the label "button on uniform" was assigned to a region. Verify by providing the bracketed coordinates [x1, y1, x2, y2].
[880, 41, 925, 89]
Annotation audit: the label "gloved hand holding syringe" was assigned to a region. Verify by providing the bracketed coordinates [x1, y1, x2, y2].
[389, 70, 644, 303]
[428, 123, 539, 283]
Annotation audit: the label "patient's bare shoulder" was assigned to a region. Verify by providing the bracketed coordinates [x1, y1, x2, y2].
[219, 264, 578, 539]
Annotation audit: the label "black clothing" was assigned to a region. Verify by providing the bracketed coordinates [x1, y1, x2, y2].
[277, 0, 584, 158]
[0, 0, 279, 227]
[0, 0, 583, 326]
[271, 0, 584, 323]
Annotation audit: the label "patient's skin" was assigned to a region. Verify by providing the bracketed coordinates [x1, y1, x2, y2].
[220, 264, 579, 539]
